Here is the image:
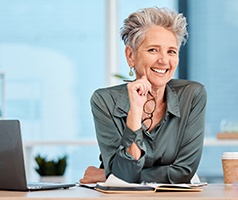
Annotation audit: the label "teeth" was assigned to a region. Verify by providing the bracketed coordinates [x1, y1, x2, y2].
[152, 68, 167, 74]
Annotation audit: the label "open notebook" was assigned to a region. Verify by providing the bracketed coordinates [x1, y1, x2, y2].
[0, 120, 76, 191]
[81, 174, 207, 194]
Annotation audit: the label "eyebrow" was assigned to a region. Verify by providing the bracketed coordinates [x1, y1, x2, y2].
[147, 44, 178, 51]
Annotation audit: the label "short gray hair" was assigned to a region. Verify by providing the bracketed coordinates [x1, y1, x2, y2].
[120, 7, 188, 51]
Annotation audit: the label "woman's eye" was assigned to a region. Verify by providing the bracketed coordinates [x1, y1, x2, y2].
[148, 48, 157, 52]
[168, 50, 177, 54]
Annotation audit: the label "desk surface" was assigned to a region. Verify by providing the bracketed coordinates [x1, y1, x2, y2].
[23, 138, 238, 147]
[0, 184, 237, 200]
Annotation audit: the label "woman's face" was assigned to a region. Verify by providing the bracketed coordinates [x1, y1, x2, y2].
[126, 26, 179, 89]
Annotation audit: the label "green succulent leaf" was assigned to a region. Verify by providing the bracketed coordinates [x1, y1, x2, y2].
[34, 154, 67, 176]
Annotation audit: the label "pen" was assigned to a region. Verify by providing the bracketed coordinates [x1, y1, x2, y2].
[123, 79, 134, 82]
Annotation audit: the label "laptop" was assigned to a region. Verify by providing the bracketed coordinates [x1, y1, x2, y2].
[0, 119, 76, 191]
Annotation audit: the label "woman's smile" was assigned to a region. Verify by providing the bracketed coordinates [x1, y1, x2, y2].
[151, 67, 168, 75]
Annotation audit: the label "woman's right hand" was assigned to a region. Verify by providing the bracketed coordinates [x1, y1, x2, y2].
[126, 76, 151, 160]
[126, 75, 151, 131]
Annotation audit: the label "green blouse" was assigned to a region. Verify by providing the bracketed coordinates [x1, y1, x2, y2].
[91, 79, 207, 184]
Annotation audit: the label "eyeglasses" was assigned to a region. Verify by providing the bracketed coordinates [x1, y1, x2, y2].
[141, 91, 156, 131]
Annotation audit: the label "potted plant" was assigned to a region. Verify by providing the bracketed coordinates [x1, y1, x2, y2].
[35, 154, 67, 182]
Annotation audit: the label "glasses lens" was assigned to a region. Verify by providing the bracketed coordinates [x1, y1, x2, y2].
[141, 92, 156, 131]
[143, 99, 156, 114]
[142, 117, 153, 131]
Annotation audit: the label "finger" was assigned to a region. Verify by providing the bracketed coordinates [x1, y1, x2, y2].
[140, 76, 151, 93]
[79, 178, 85, 183]
[138, 82, 149, 96]
[79, 178, 86, 184]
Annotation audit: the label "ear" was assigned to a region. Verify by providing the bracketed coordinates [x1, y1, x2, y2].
[125, 46, 135, 67]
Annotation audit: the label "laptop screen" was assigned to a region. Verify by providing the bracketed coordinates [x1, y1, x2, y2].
[0, 120, 28, 190]
[0, 120, 76, 191]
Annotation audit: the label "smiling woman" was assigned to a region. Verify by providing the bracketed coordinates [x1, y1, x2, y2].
[125, 26, 179, 91]
[80, 6, 207, 184]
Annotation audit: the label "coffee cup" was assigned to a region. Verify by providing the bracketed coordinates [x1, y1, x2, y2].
[222, 152, 238, 184]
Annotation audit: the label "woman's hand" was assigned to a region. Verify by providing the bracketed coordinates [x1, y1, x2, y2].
[79, 166, 106, 184]
[126, 75, 151, 131]
[126, 76, 151, 160]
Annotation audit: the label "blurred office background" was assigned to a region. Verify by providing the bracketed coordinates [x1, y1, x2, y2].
[0, 0, 238, 182]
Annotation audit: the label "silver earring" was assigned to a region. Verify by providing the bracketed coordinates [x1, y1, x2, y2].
[129, 67, 134, 76]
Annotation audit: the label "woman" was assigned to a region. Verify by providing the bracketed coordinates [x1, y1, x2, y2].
[80, 7, 206, 184]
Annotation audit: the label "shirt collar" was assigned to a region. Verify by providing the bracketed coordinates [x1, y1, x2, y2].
[113, 83, 181, 118]
[166, 83, 180, 117]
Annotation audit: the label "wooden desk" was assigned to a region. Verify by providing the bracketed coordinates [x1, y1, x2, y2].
[0, 184, 237, 200]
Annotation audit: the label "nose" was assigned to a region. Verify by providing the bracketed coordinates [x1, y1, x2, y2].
[158, 54, 168, 65]
[158, 55, 168, 65]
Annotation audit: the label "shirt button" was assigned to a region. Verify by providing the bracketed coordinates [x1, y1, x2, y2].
[137, 141, 142, 146]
